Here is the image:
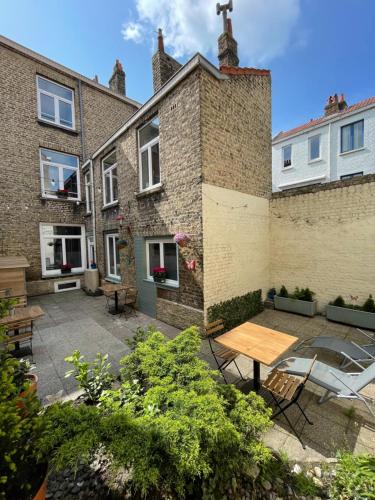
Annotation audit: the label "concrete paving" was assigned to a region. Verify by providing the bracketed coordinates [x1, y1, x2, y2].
[27, 292, 375, 462]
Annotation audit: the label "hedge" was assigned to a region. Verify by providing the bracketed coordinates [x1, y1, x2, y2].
[207, 289, 263, 332]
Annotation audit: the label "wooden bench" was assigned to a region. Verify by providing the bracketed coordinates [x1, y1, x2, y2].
[4, 319, 33, 359]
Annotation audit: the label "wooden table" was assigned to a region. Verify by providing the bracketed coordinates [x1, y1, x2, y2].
[216, 322, 298, 392]
[98, 283, 130, 314]
[0, 305, 44, 351]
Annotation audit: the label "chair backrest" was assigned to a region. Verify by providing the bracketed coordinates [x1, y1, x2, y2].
[351, 362, 375, 392]
[125, 287, 138, 303]
[204, 319, 225, 338]
[301, 355, 317, 386]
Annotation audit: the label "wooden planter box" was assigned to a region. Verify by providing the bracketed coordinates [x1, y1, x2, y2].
[326, 305, 375, 330]
[274, 296, 317, 317]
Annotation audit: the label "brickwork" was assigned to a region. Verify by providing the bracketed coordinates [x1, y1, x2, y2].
[156, 297, 204, 330]
[152, 51, 182, 93]
[270, 177, 375, 310]
[0, 40, 138, 294]
[201, 69, 272, 198]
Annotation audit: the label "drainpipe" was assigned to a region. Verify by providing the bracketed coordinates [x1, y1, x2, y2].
[328, 122, 332, 181]
[77, 79, 87, 161]
[89, 159, 97, 264]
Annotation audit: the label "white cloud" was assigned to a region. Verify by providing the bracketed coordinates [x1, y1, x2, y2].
[122, 0, 301, 65]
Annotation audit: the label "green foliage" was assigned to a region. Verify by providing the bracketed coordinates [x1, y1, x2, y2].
[329, 452, 375, 499]
[290, 287, 315, 302]
[363, 294, 375, 313]
[0, 298, 19, 319]
[65, 350, 114, 404]
[207, 289, 263, 332]
[44, 327, 272, 498]
[332, 295, 346, 307]
[124, 325, 155, 351]
[0, 331, 47, 499]
[278, 285, 289, 298]
[293, 471, 319, 496]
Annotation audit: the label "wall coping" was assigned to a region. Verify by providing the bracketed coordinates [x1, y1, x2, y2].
[272, 174, 375, 199]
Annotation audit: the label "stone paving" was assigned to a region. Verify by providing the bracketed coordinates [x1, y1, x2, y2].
[27, 291, 375, 462]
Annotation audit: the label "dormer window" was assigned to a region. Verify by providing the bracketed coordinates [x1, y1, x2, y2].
[138, 117, 160, 191]
[37, 76, 75, 129]
[282, 144, 292, 168]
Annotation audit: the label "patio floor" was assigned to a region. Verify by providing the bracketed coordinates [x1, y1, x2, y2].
[28, 291, 375, 462]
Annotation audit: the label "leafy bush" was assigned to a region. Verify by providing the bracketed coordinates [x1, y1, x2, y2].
[124, 325, 155, 351]
[207, 289, 263, 332]
[330, 294, 375, 313]
[65, 350, 114, 404]
[363, 294, 375, 313]
[0, 330, 47, 499]
[332, 295, 346, 307]
[0, 298, 18, 319]
[291, 287, 315, 302]
[42, 327, 272, 498]
[278, 285, 289, 298]
[329, 452, 375, 499]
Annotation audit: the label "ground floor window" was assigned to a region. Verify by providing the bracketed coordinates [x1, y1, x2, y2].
[87, 236, 95, 268]
[146, 239, 178, 286]
[105, 233, 120, 280]
[340, 171, 363, 180]
[40, 223, 85, 276]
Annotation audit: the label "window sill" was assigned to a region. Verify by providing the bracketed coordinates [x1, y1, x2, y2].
[101, 201, 119, 211]
[42, 271, 84, 280]
[105, 276, 121, 284]
[136, 184, 164, 198]
[281, 166, 294, 171]
[37, 118, 78, 135]
[308, 158, 323, 165]
[143, 278, 179, 290]
[339, 147, 365, 157]
[40, 195, 82, 203]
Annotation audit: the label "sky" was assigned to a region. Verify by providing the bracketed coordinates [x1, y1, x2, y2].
[1, 0, 374, 135]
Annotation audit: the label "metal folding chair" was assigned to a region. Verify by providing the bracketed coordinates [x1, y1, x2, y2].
[120, 287, 138, 319]
[262, 355, 317, 448]
[204, 319, 245, 384]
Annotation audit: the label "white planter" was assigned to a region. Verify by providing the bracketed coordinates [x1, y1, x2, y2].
[274, 296, 317, 317]
[326, 305, 375, 330]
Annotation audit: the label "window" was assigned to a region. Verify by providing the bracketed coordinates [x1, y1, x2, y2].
[138, 117, 160, 191]
[146, 239, 178, 286]
[40, 148, 80, 199]
[282, 145, 292, 168]
[87, 236, 95, 267]
[105, 233, 120, 280]
[84, 171, 92, 213]
[37, 76, 75, 129]
[102, 151, 118, 206]
[309, 135, 320, 161]
[341, 120, 364, 153]
[340, 172, 363, 180]
[40, 224, 85, 277]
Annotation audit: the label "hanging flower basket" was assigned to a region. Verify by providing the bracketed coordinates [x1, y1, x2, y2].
[153, 267, 167, 283]
[174, 233, 191, 247]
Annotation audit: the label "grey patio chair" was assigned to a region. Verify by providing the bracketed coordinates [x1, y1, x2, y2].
[294, 329, 375, 368]
[274, 353, 375, 418]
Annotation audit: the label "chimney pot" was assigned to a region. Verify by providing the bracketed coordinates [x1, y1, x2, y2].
[152, 29, 181, 93]
[109, 59, 126, 96]
[157, 28, 164, 52]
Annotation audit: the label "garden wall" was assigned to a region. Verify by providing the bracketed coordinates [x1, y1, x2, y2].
[270, 175, 375, 311]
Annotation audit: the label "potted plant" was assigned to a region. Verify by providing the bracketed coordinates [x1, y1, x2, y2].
[326, 294, 375, 329]
[153, 267, 167, 283]
[60, 263, 72, 274]
[174, 232, 191, 247]
[0, 297, 19, 318]
[90, 261, 97, 269]
[56, 188, 69, 198]
[0, 330, 48, 499]
[274, 285, 317, 317]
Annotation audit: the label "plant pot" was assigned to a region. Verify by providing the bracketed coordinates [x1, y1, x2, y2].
[33, 475, 47, 500]
[274, 296, 317, 317]
[153, 276, 166, 283]
[17, 373, 38, 413]
[326, 305, 375, 330]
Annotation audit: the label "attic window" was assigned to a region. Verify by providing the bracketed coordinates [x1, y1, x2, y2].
[282, 145, 292, 168]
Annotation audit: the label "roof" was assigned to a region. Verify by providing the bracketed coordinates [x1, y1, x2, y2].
[273, 96, 375, 142]
[220, 65, 270, 76]
[0, 35, 141, 109]
[0, 256, 30, 269]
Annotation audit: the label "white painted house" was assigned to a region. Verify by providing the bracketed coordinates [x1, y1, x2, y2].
[272, 95, 375, 191]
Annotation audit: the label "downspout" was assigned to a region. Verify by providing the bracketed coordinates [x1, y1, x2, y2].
[77, 79, 87, 161]
[90, 159, 97, 264]
[328, 122, 332, 181]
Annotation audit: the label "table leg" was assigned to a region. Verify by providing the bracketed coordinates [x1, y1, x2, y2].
[253, 360, 261, 393]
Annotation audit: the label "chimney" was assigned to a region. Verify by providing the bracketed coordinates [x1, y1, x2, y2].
[217, 1, 239, 67]
[109, 59, 126, 96]
[152, 29, 182, 93]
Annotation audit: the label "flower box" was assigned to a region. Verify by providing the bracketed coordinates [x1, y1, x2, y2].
[326, 305, 375, 330]
[274, 296, 317, 317]
[60, 264, 73, 274]
[153, 267, 167, 283]
[57, 189, 69, 198]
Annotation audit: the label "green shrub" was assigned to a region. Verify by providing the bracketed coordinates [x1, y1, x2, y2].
[65, 350, 114, 404]
[42, 327, 272, 498]
[362, 294, 375, 313]
[278, 285, 289, 298]
[329, 452, 375, 499]
[291, 287, 315, 302]
[207, 289, 263, 332]
[124, 325, 155, 351]
[332, 295, 346, 307]
[0, 298, 19, 319]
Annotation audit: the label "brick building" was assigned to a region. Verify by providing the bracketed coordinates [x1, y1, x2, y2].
[0, 35, 140, 295]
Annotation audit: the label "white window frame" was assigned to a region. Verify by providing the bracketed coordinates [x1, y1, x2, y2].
[54, 279, 81, 293]
[308, 134, 321, 162]
[282, 144, 292, 169]
[37, 75, 75, 130]
[145, 238, 179, 287]
[40, 223, 86, 277]
[340, 119, 364, 154]
[84, 171, 92, 213]
[105, 233, 121, 281]
[87, 236, 95, 268]
[40, 148, 80, 200]
[138, 119, 161, 192]
[102, 151, 118, 207]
